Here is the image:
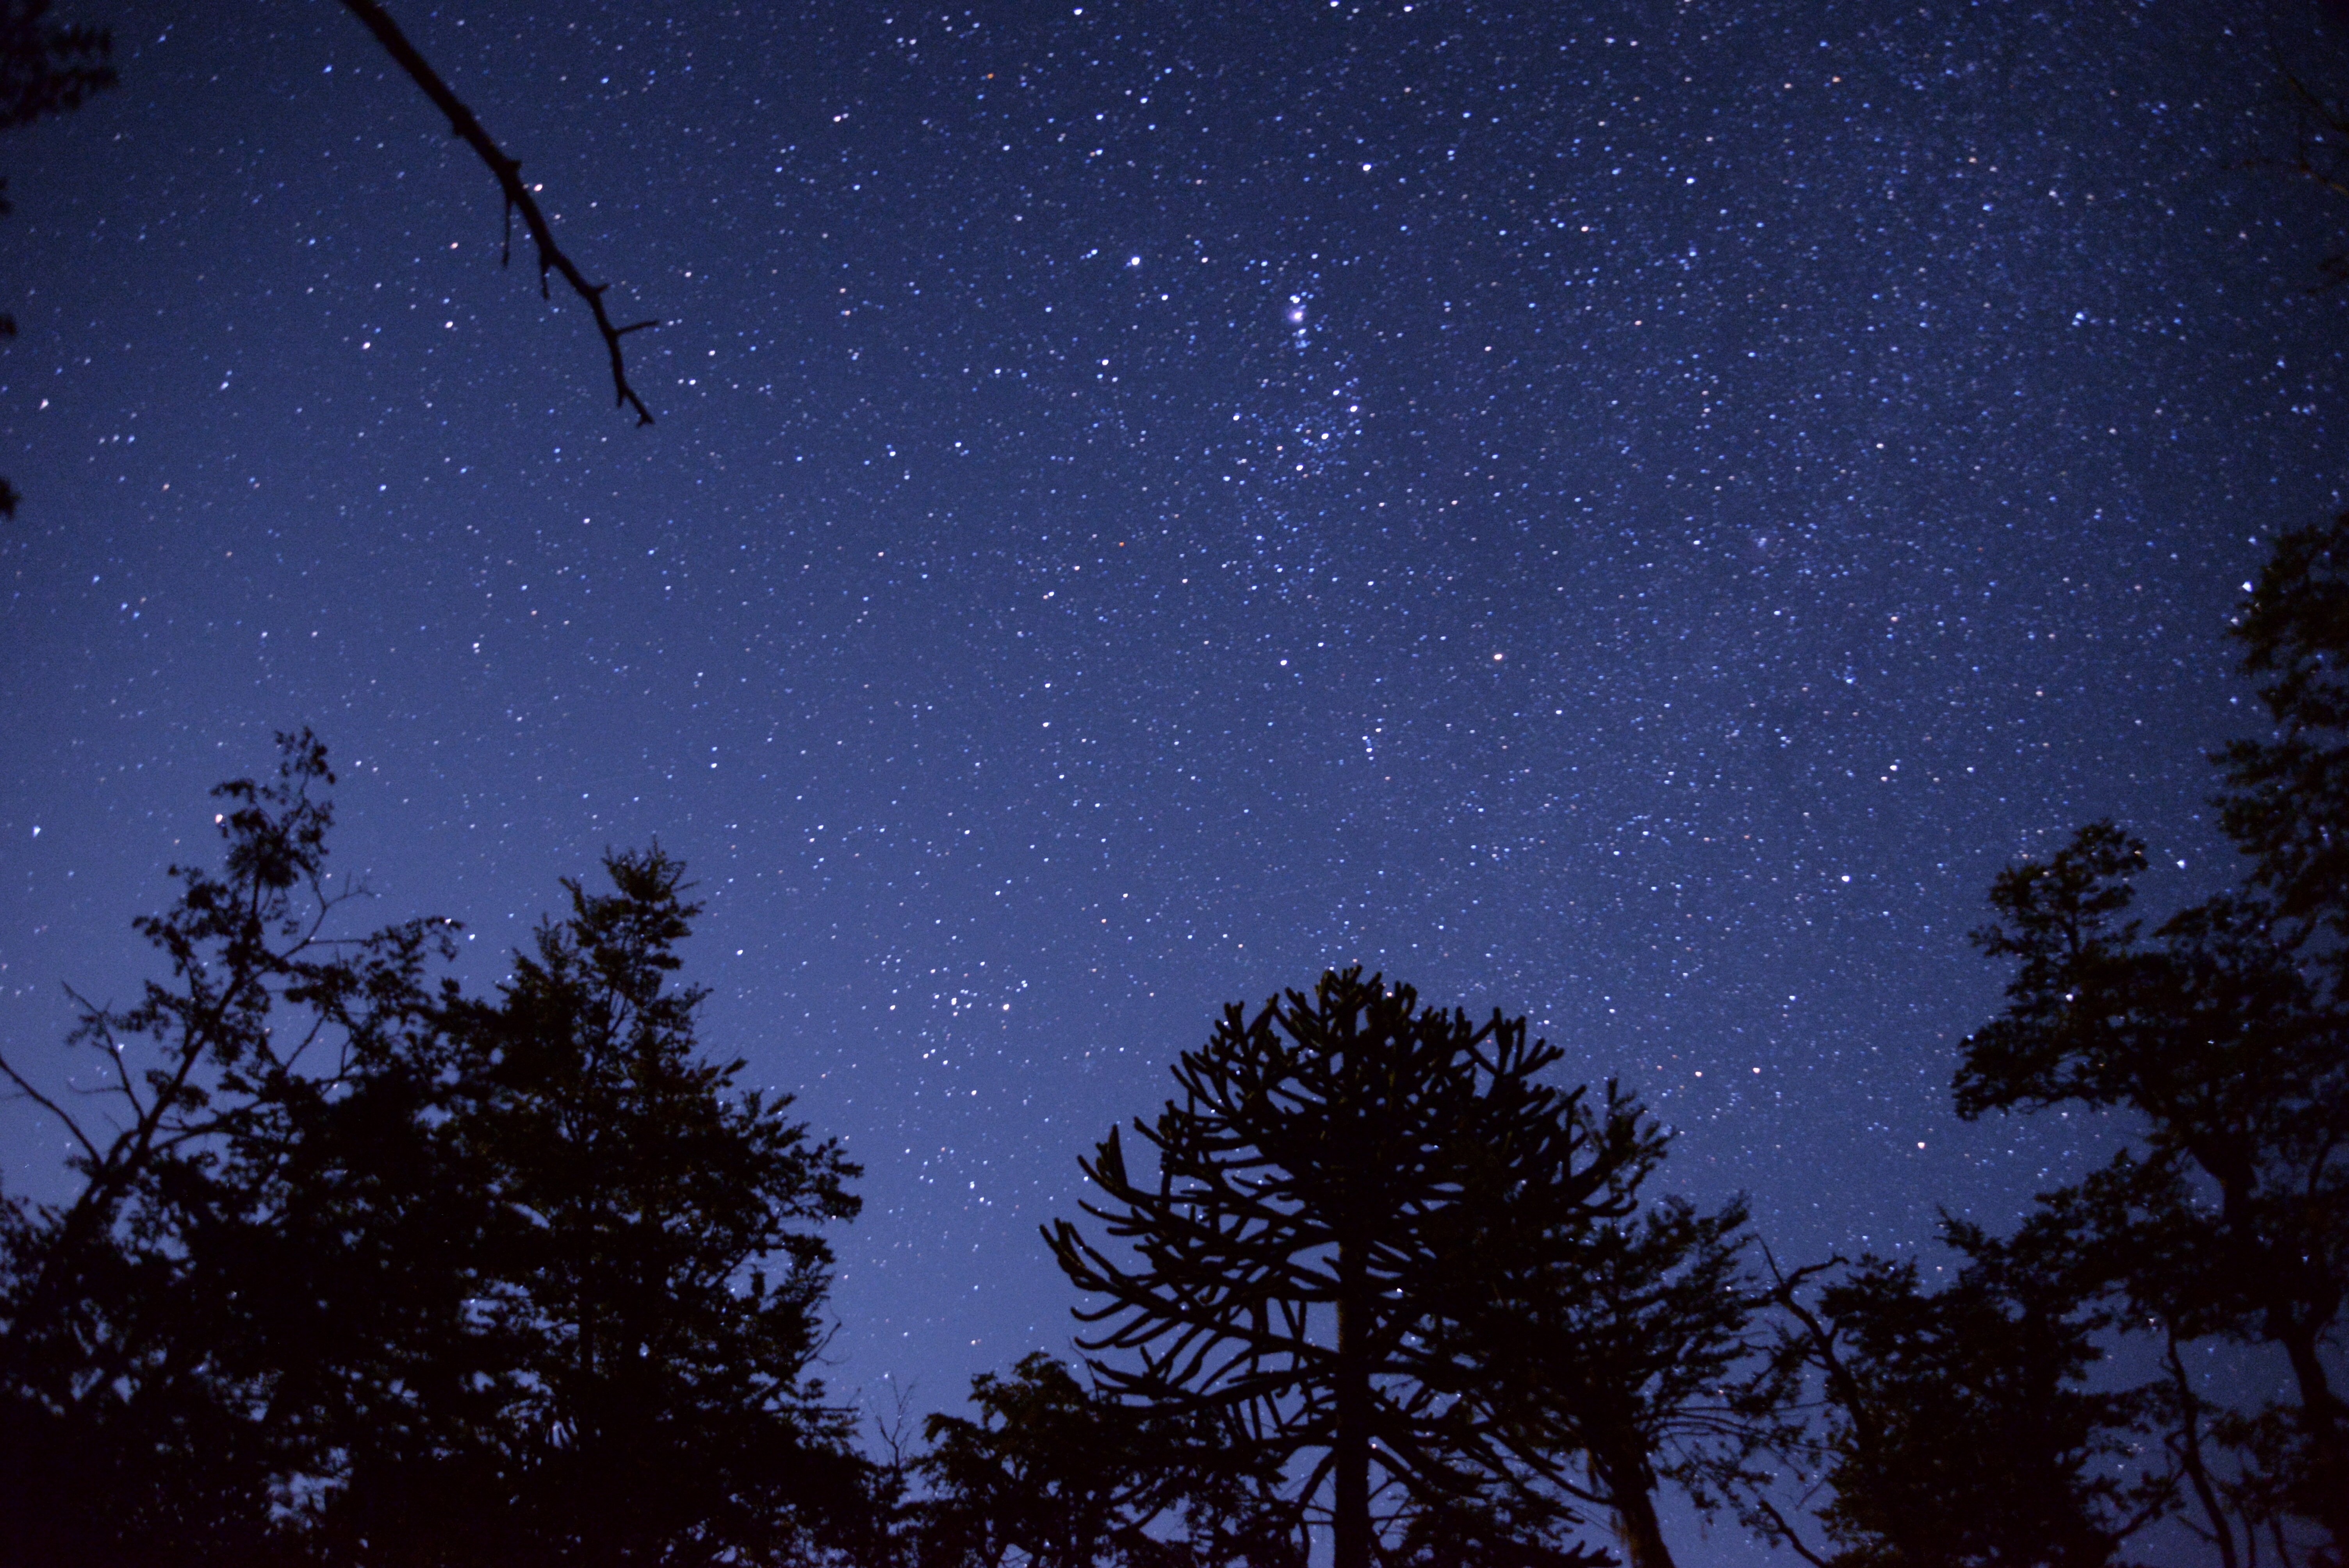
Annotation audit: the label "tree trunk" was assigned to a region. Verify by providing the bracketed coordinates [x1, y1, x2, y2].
[2277, 1319, 2349, 1561]
[1611, 1487, 1676, 1568]
[1334, 1237, 1371, 1568]
[1591, 1442, 1675, 1568]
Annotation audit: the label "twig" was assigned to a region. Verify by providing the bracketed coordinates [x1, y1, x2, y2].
[2260, 65, 2349, 294]
[2164, 1327, 2239, 1568]
[0, 1046, 102, 1166]
[335, 0, 659, 424]
[1755, 1498, 1833, 1568]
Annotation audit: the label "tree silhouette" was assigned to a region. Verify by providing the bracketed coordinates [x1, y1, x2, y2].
[0, 735, 865, 1564]
[1953, 513, 2349, 1561]
[2216, 513, 2349, 959]
[1, 0, 116, 516]
[433, 843, 867, 1566]
[0, 0, 109, 130]
[1043, 968, 1642, 1568]
[916, 1351, 1302, 1568]
[1757, 1219, 2174, 1568]
[0, 730, 485, 1562]
[1447, 1191, 1768, 1568]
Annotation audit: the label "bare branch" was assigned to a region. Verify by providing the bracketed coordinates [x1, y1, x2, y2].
[0, 1046, 102, 1167]
[335, 0, 659, 424]
[58, 984, 146, 1124]
[1755, 1498, 1834, 1568]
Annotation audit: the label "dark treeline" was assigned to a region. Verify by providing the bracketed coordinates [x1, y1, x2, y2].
[6, 6, 2345, 1561]
[3, 515, 2345, 1567]
[0, 747, 869, 1566]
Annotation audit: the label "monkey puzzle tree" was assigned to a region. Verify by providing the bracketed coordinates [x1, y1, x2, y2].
[1043, 968, 1643, 1568]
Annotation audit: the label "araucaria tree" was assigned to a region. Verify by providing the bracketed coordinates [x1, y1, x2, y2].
[1043, 968, 1647, 1568]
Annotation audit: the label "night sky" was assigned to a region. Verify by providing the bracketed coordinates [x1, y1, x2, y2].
[5, 0, 2347, 1555]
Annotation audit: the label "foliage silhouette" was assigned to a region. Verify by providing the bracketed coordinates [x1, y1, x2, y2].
[915, 1351, 1303, 1568]
[1444, 1189, 1769, 1568]
[1043, 967, 1645, 1568]
[0, 0, 110, 132]
[1951, 513, 2349, 1563]
[431, 842, 866, 1565]
[1757, 1219, 2174, 1568]
[0, 729, 474, 1563]
[0, 733, 864, 1565]
[0, 0, 116, 516]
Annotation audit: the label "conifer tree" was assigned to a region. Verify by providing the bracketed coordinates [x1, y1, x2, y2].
[1044, 968, 1640, 1568]
[441, 845, 867, 1564]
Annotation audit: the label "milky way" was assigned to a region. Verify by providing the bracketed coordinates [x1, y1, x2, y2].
[4, 4, 2345, 1557]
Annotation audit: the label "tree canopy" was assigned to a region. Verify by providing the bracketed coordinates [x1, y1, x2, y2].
[1759, 1217, 2174, 1568]
[1045, 968, 1661, 1568]
[6, 522, 2346, 1568]
[0, 733, 865, 1566]
[1448, 1188, 1766, 1568]
[0, 0, 115, 516]
[914, 1351, 1300, 1568]
[1947, 515, 2349, 1563]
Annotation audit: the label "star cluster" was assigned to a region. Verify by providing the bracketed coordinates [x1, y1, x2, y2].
[4, 3, 2346, 1550]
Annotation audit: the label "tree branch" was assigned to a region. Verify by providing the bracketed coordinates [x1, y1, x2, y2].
[0, 1045, 101, 1167]
[1755, 1498, 1833, 1568]
[335, 0, 658, 424]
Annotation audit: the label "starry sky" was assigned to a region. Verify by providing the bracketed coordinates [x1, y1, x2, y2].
[4, 0, 2347, 1554]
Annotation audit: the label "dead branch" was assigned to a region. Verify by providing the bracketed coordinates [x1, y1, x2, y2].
[1754, 1498, 1833, 1568]
[335, 0, 659, 424]
[0, 1045, 101, 1167]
